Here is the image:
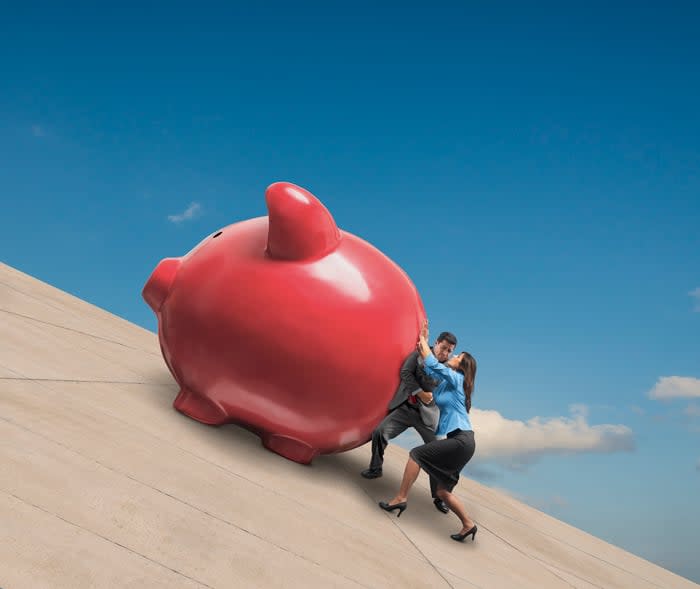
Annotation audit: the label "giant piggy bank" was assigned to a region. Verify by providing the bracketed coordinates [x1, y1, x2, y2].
[143, 181, 426, 464]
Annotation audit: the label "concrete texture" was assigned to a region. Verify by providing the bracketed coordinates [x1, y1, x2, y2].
[1, 261, 697, 589]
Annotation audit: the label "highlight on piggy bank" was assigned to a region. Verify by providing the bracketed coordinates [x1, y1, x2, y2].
[143, 181, 426, 464]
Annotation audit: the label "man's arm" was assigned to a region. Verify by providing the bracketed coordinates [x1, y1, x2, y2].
[399, 350, 422, 393]
[401, 351, 435, 404]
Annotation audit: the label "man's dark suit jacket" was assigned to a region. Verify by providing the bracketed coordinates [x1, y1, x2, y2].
[387, 350, 439, 411]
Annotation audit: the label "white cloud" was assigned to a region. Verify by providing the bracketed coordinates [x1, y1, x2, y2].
[168, 202, 202, 223]
[630, 405, 645, 416]
[690, 287, 700, 312]
[31, 124, 44, 137]
[470, 407, 634, 468]
[393, 406, 634, 471]
[648, 376, 700, 400]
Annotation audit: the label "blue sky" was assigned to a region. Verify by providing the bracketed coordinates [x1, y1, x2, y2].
[2, 1, 699, 583]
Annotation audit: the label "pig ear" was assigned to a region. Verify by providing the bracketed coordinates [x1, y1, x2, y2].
[265, 182, 341, 260]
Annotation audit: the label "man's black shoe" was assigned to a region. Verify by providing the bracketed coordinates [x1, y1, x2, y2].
[361, 468, 383, 479]
[434, 498, 450, 514]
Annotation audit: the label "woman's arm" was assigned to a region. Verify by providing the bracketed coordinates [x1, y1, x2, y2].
[417, 320, 432, 359]
[423, 355, 462, 389]
[417, 320, 462, 389]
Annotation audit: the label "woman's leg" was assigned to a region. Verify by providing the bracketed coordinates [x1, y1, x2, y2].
[436, 487, 475, 532]
[386, 457, 421, 504]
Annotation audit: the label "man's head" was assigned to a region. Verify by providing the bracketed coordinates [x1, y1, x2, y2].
[432, 331, 457, 362]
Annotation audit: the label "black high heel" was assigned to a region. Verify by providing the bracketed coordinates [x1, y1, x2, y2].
[451, 524, 477, 542]
[378, 500, 407, 517]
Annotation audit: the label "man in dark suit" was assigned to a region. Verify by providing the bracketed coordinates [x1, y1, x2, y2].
[361, 331, 457, 514]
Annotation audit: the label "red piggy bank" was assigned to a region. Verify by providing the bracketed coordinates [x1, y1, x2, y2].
[143, 182, 426, 464]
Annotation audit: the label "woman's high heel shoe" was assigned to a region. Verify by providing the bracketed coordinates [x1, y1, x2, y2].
[378, 500, 407, 517]
[451, 524, 477, 542]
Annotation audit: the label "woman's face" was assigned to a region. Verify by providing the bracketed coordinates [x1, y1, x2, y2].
[446, 353, 464, 369]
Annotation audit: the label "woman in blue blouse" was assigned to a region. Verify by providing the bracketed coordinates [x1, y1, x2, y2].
[379, 320, 478, 542]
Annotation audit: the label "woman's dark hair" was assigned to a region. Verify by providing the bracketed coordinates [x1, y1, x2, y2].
[455, 351, 477, 412]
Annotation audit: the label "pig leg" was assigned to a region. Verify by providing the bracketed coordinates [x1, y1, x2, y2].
[262, 433, 318, 465]
[173, 388, 229, 425]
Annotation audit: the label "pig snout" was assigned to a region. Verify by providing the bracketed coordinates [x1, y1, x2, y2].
[142, 257, 181, 312]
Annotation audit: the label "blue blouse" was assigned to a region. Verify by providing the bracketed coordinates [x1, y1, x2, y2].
[423, 353, 473, 436]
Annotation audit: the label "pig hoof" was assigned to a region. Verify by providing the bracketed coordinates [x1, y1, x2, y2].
[173, 388, 228, 425]
[262, 434, 318, 465]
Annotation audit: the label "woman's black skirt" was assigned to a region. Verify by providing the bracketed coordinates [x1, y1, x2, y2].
[409, 429, 475, 493]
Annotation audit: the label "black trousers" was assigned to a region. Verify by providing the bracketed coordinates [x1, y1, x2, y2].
[369, 403, 439, 498]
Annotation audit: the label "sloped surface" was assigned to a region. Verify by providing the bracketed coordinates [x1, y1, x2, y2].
[1, 261, 697, 589]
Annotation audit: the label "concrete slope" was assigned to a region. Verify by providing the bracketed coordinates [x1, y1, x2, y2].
[1, 261, 697, 589]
